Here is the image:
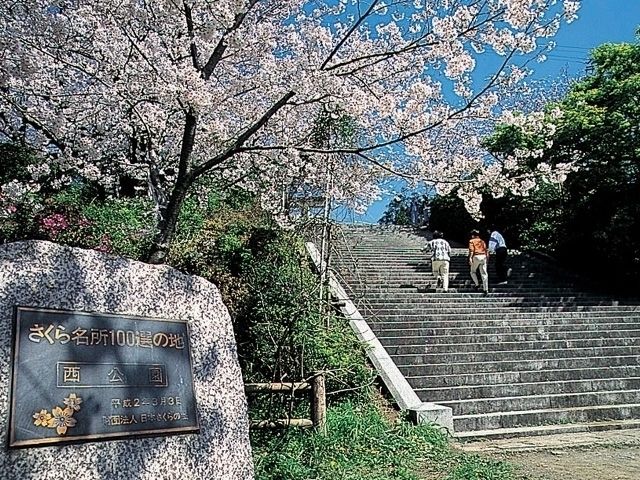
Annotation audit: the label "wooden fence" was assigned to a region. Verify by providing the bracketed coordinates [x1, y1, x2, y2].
[245, 373, 326, 431]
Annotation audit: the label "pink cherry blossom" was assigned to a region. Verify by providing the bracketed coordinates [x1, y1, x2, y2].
[0, 0, 580, 259]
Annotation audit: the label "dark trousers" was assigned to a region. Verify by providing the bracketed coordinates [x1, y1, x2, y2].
[494, 247, 508, 282]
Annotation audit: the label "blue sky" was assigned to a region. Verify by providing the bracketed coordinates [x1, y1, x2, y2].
[339, 0, 640, 224]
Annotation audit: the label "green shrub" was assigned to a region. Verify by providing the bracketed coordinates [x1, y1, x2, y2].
[168, 196, 372, 421]
[0, 144, 42, 184]
[78, 198, 154, 258]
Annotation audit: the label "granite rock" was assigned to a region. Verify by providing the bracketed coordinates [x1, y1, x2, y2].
[0, 241, 254, 480]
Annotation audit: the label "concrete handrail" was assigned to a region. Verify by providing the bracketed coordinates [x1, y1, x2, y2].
[306, 241, 453, 433]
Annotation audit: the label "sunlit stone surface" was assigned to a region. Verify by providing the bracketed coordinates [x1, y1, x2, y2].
[0, 240, 253, 480]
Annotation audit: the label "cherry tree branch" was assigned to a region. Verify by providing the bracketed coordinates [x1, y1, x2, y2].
[202, 0, 260, 80]
[183, 1, 200, 70]
[320, 0, 380, 70]
[191, 90, 296, 178]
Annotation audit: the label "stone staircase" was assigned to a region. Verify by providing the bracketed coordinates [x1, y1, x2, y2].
[329, 224, 640, 439]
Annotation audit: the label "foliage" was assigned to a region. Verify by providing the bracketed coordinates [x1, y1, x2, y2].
[0, 143, 41, 184]
[167, 194, 372, 422]
[252, 399, 516, 480]
[0, 149, 515, 477]
[0, 181, 156, 258]
[480, 37, 640, 287]
[428, 193, 477, 244]
[479, 182, 565, 251]
[2, 176, 372, 417]
[78, 198, 154, 258]
[443, 454, 514, 480]
[379, 193, 429, 227]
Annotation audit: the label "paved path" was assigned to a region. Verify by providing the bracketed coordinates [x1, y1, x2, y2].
[460, 429, 640, 453]
[458, 429, 640, 480]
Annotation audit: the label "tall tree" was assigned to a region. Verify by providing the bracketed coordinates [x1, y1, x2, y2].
[483, 35, 640, 283]
[0, 0, 580, 262]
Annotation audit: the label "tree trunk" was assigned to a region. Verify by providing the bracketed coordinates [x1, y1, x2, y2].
[144, 91, 292, 263]
[147, 176, 193, 264]
[146, 111, 198, 264]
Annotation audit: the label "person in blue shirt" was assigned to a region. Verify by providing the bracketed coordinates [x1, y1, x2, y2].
[488, 227, 508, 285]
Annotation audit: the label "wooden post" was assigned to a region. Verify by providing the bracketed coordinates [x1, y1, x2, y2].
[311, 373, 326, 432]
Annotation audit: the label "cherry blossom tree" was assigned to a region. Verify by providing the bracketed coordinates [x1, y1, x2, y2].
[0, 0, 580, 262]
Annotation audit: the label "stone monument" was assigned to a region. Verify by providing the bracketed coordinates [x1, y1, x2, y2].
[0, 241, 254, 479]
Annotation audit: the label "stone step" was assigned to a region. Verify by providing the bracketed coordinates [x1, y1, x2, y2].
[338, 266, 551, 274]
[368, 305, 640, 315]
[338, 251, 527, 256]
[378, 328, 640, 345]
[370, 320, 640, 334]
[346, 280, 584, 290]
[453, 402, 640, 432]
[352, 277, 569, 285]
[363, 300, 633, 310]
[339, 273, 555, 282]
[340, 276, 567, 285]
[417, 377, 640, 403]
[367, 309, 638, 318]
[365, 312, 639, 322]
[357, 279, 577, 287]
[353, 284, 593, 294]
[406, 365, 640, 388]
[338, 266, 559, 276]
[357, 289, 590, 296]
[391, 345, 640, 366]
[381, 320, 640, 334]
[336, 256, 533, 263]
[445, 389, 640, 417]
[340, 253, 540, 258]
[398, 354, 640, 376]
[454, 418, 640, 440]
[383, 336, 640, 354]
[375, 312, 640, 322]
[365, 297, 635, 306]
[340, 263, 530, 269]
[357, 301, 624, 310]
[356, 291, 604, 299]
[332, 226, 640, 436]
[336, 263, 552, 272]
[351, 285, 574, 292]
[344, 272, 573, 283]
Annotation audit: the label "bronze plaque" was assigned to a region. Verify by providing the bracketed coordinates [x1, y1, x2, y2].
[8, 307, 199, 448]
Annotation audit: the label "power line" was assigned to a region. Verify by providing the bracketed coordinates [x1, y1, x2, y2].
[545, 54, 588, 63]
[552, 44, 592, 51]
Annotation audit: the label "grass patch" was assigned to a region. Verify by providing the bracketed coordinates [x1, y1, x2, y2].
[442, 454, 515, 480]
[252, 400, 448, 480]
[251, 398, 517, 480]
